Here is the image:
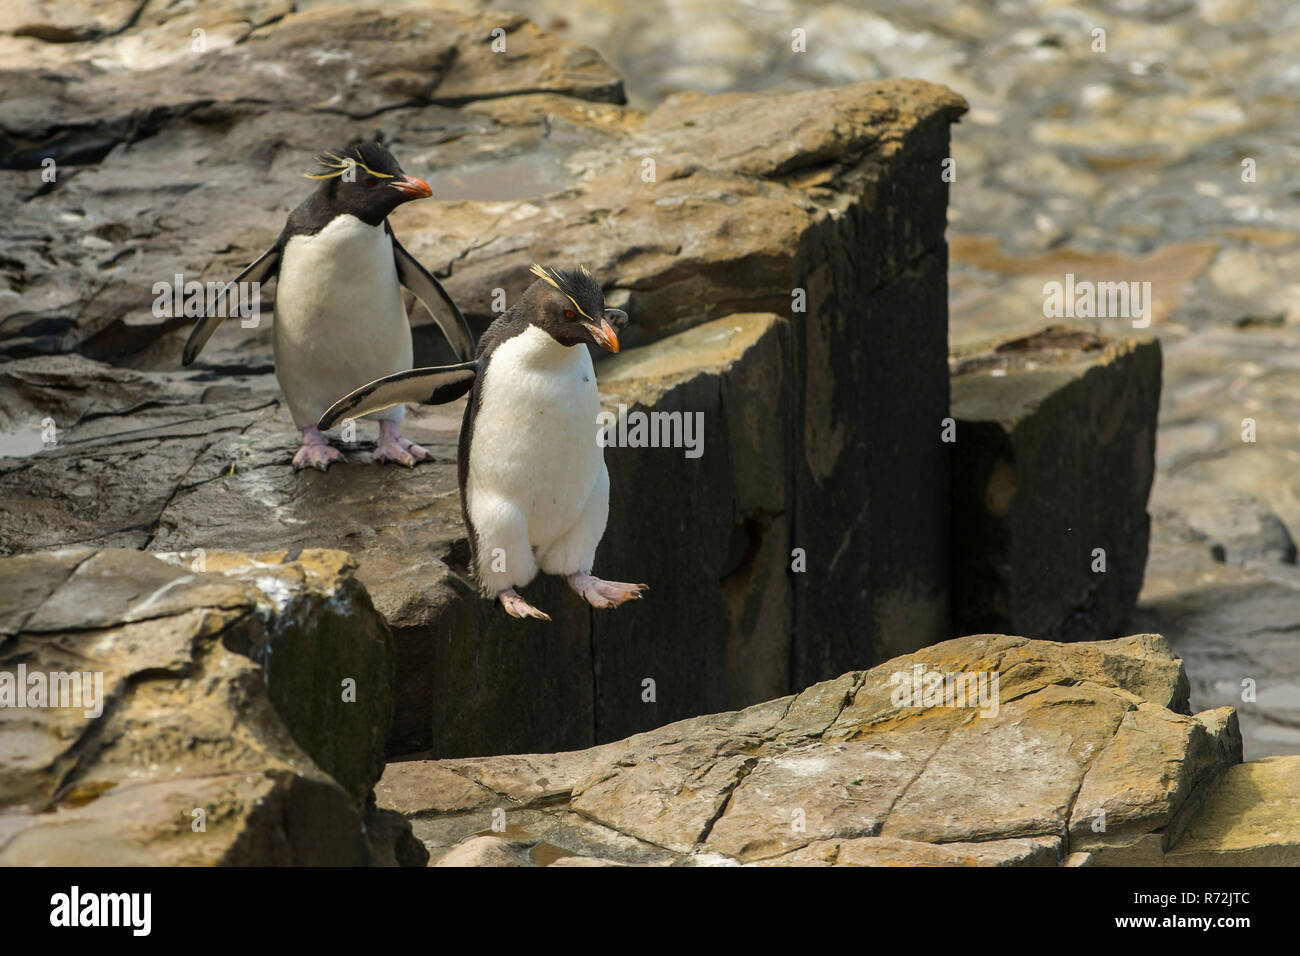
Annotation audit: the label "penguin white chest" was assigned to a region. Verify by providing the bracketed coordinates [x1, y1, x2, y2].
[468, 326, 605, 554]
[273, 214, 412, 427]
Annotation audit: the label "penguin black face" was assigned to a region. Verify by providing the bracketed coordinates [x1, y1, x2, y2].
[526, 264, 625, 353]
[304, 142, 432, 225]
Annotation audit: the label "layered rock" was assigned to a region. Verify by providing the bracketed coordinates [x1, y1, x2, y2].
[375, 633, 1270, 866]
[950, 327, 1161, 642]
[0, 0, 967, 757]
[0, 547, 418, 865]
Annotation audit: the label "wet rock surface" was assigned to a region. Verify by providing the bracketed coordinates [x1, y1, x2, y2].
[375, 633, 1283, 867]
[0, 547, 414, 865]
[0, 2, 623, 369]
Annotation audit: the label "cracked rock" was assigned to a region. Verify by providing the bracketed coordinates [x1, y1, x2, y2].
[0, 546, 413, 865]
[376, 632, 1260, 866]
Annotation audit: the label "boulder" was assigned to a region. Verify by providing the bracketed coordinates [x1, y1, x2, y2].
[375, 633, 1247, 866]
[950, 326, 1162, 642]
[434, 836, 532, 868]
[1067, 705, 1240, 864]
[758, 835, 1061, 867]
[0, 547, 415, 865]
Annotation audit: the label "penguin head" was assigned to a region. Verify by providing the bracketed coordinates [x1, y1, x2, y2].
[304, 142, 432, 225]
[525, 264, 625, 353]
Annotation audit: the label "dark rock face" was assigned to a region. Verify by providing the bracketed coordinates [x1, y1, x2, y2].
[790, 127, 956, 683]
[594, 315, 793, 742]
[949, 328, 1162, 642]
[0, 0, 968, 762]
[0, 547, 416, 865]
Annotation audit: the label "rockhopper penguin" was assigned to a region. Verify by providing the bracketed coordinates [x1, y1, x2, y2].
[182, 142, 475, 470]
[317, 264, 647, 620]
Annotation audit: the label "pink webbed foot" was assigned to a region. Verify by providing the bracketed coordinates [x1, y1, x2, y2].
[566, 572, 647, 609]
[373, 419, 430, 468]
[498, 588, 551, 622]
[293, 427, 344, 472]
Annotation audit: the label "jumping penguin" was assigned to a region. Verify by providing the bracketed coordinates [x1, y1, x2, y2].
[317, 264, 646, 620]
[182, 142, 475, 470]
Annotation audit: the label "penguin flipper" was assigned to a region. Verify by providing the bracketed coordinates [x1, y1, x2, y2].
[181, 244, 280, 366]
[390, 233, 476, 363]
[317, 361, 478, 431]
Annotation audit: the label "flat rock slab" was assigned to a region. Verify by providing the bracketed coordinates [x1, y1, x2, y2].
[0, 546, 417, 865]
[1165, 755, 1300, 866]
[378, 632, 1251, 866]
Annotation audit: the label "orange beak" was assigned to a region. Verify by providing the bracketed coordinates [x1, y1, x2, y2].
[391, 176, 432, 199]
[583, 318, 620, 353]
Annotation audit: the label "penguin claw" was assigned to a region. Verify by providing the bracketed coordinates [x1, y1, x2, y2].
[498, 589, 551, 621]
[372, 440, 416, 467]
[567, 572, 647, 610]
[401, 438, 431, 460]
[292, 439, 344, 472]
[373, 424, 430, 467]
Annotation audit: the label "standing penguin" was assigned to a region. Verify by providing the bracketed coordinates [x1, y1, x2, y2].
[317, 264, 646, 620]
[182, 142, 475, 470]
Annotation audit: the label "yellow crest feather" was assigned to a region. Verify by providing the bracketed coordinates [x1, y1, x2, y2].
[303, 150, 395, 181]
[529, 263, 561, 289]
[528, 263, 596, 320]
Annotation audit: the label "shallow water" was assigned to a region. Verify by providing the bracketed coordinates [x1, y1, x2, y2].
[422, 125, 594, 201]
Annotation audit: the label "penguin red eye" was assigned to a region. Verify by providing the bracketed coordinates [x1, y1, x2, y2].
[364, 177, 377, 187]
[564, 309, 576, 319]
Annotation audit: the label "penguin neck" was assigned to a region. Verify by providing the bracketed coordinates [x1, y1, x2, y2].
[512, 324, 586, 369]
